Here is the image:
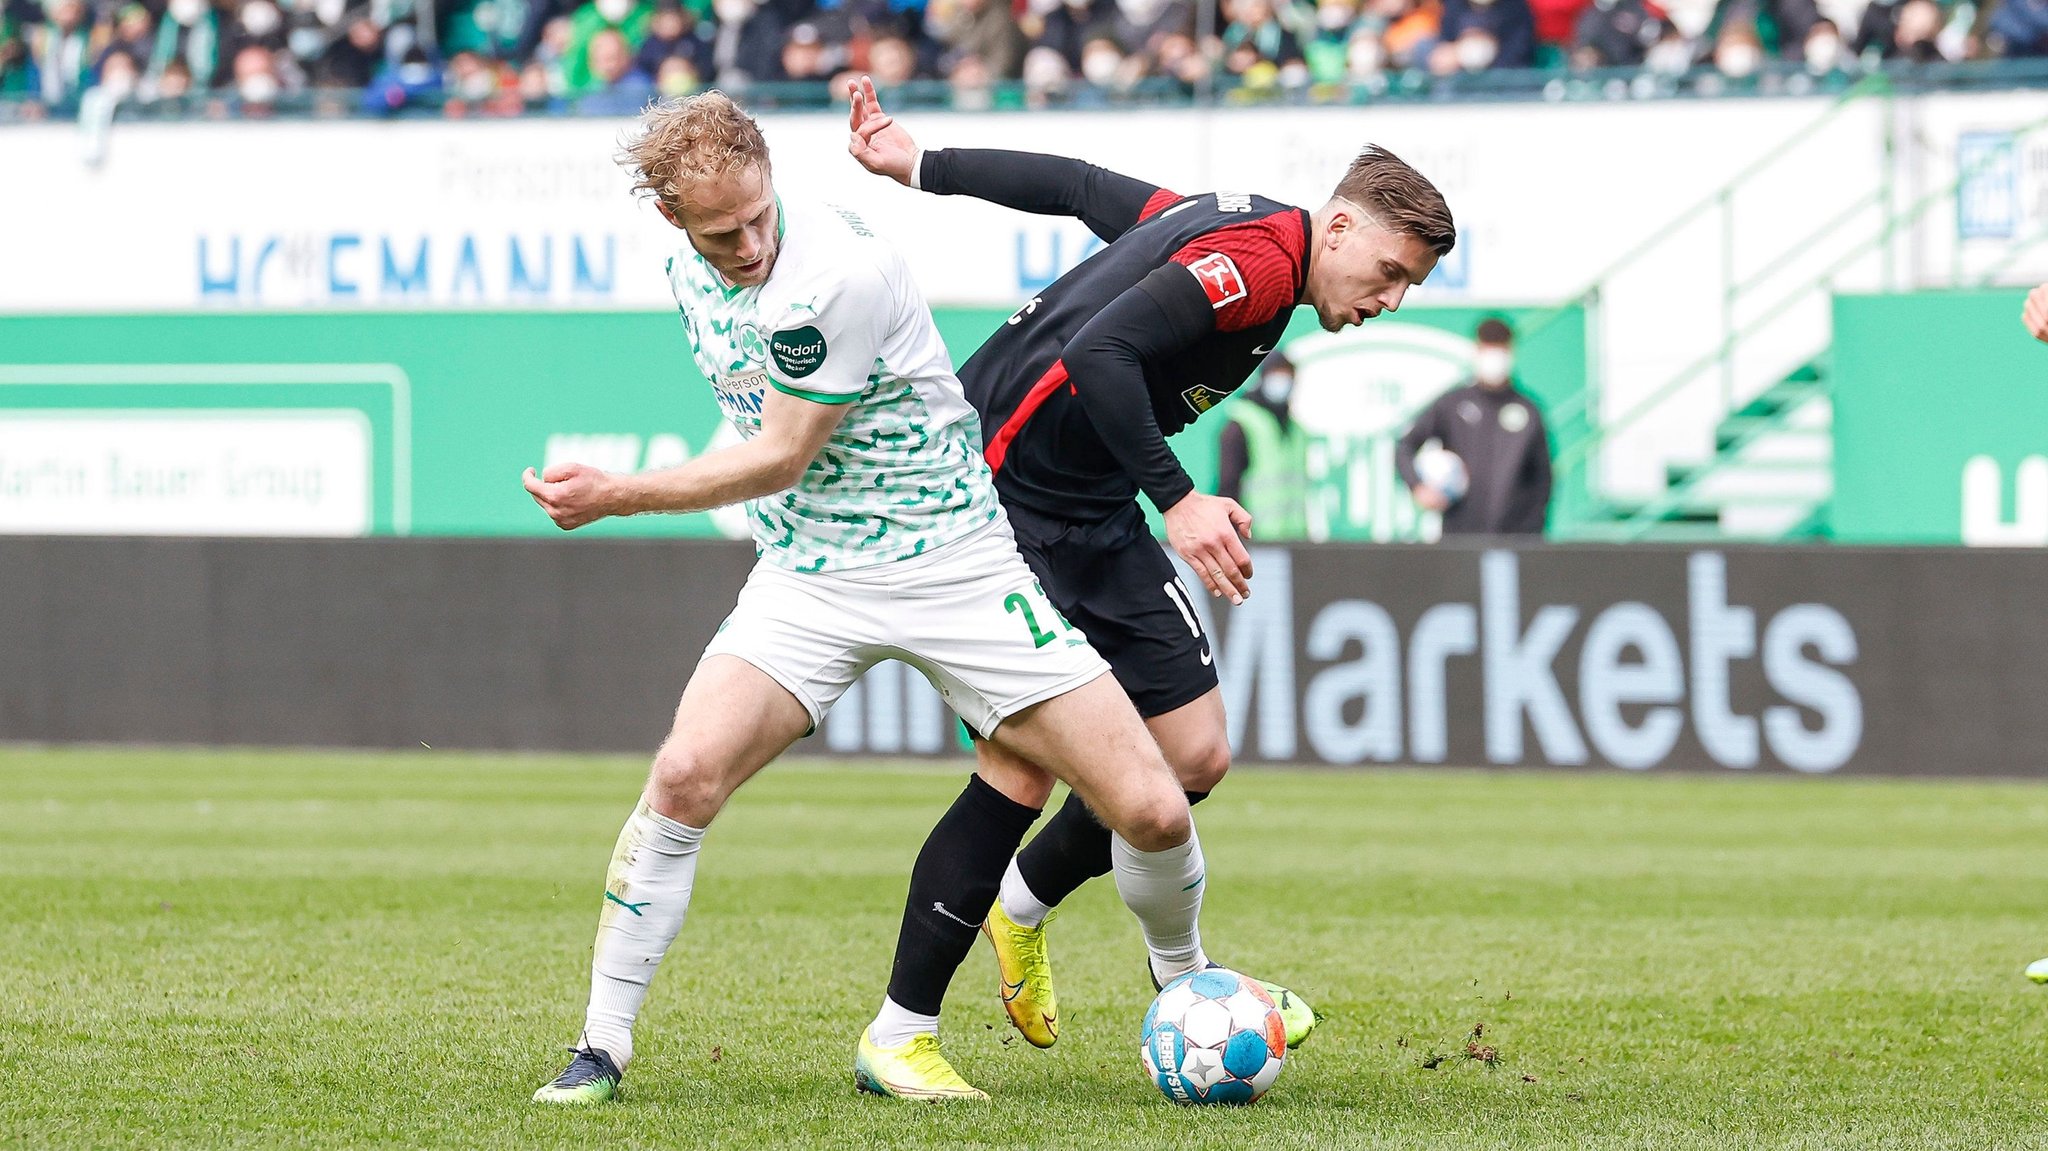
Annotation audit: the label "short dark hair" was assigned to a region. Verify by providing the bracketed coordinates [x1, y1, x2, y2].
[1333, 146, 1456, 257]
[1476, 316, 1513, 345]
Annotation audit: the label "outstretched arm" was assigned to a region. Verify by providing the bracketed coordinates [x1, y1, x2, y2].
[848, 76, 1173, 242]
[524, 390, 847, 530]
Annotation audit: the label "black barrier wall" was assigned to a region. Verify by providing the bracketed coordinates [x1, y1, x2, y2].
[3, 538, 2043, 776]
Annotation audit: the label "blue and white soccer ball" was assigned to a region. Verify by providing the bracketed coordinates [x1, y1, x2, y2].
[1414, 443, 1469, 505]
[1140, 967, 1287, 1105]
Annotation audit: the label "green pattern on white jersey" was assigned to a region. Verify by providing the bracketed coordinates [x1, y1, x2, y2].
[667, 199, 999, 573]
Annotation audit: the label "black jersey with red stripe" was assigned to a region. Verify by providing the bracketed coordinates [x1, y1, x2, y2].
[916, 148, 1310, 523]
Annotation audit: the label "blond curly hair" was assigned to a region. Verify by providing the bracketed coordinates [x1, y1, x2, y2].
[618, 91, 772, 217]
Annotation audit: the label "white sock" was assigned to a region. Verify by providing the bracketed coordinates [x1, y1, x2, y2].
[580, 800, 706, 1069]
[866, 995, 941, 1049]
[1110, 825, 1210, 987]
[997, 857, 1053, 929]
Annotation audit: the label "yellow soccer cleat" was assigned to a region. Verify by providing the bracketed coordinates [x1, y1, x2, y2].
[1257, 979, 1323, 1049]
[983, 903, 1059, 1048]
[853, 1029, 989, 1101]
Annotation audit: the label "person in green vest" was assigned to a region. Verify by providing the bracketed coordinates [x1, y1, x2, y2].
[1215, 351, 1310, 541]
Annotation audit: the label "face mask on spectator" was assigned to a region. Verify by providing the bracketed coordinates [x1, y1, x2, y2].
[398, 59, 433, 83]
[241, 1, 282, 36]
[101, 64, 138, 98]
[169, 0, 207, 26]
[457, 67, 496, 98]
[1474, 346, 1512, 386]
[1081, 44, 1120, 83]
[713, 0, 753, 21]
[316, 0, 345, 23]
[1804, 32, 1841, 70]
[1715, 41, 1759, 76]
[239, 71, 280, 102]
[1456, 32, 1497, 69]
[1116, 0, 1165, 26]
[1644, 36, 1691, 73]
[597, 0, 631, 24]
[1347, 34, 1383, 74]
[1259, 370, 1294, 404]
[1317, 2, 1354, 29]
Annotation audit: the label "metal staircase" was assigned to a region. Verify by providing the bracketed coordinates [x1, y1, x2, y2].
[1524, 80, 2048, 543]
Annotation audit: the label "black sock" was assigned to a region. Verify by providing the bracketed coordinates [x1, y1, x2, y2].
[1015, 787, 1211, 911]
[886, 774, 1042, 1016]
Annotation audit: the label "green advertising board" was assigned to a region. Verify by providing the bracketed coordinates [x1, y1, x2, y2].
[1833, 291, 2048, 545]
[0, 307, 1583, 539]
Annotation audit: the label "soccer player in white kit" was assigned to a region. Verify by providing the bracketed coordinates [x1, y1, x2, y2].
[523, 92, 1218, 1104]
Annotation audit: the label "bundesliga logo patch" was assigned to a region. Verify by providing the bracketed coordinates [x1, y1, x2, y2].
[1187, 253, 1248, 310]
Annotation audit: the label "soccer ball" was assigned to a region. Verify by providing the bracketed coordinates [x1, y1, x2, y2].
[1140, 967, 1286, 1105]
[1414, 444, 1469, 504]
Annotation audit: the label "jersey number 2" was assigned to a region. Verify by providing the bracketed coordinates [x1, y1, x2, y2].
[1004, 585, 1070, 649]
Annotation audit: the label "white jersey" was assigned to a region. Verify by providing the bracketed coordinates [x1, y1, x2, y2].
[667, 198, 1001, 574]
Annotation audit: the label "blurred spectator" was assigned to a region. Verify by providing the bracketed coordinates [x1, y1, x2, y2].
[155, 55, 195, 97]
[1571, 0, 1669, 66]
[634, 0, 711, 78]
[563, 0, 652, 91]
[778, 20, 832, 78]
[1020, 39, 1067, 97]
[1710, 17, 1764, 73]
[1216, 353, 1309, 541]
[574, 24, 652, 107]
[1705, 0, 1820, 56]
[95, 47, 140, 97]
[1344, 23, 1389, 76]
[1222, 0, 1309, 83]
[1528, 0, 1590, 52]
[1642, 23, 1697, 68]
[1801, 15, 1847, 68]
[231, 42, 284, 109]
[928, 0, 1026, 77]
[1988, 0, 2048, 54]
[652, 46, 698, 90]
[946, 44, 993, 102]
[363, 41, 439, 111]
[1879, 0, 1946, 56]
[1395, 316, 1553, 537]
[30, 0, 92, 106]
[1077, 30, 1129, 84]
[1, 20, 36, 95]
[442, 0, 530, 58]
[1436, 0, 1536, 68]
[1376, 0, 1443, 65]
[221, 0, 290, 70]
[97, 4, 155, 75]
[148, 0, 222, 90]
[709, 0, 784, 83]
[444, 47, 522, 112]
[868, 29, 917, 81]
[1031, 0, 1107, 69]
[1111, 0, 1191, 50]
[313, 16, 383, 88]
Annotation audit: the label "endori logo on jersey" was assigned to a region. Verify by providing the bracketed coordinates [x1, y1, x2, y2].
[771, 326, 828, 378]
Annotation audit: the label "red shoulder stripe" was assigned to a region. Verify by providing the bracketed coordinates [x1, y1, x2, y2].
[1137, 188, 1182, 223]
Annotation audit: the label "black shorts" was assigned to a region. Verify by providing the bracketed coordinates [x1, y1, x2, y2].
[1004, 500, 1218, 719]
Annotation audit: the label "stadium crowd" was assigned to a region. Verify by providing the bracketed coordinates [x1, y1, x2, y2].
[1, 0, 2044, 115]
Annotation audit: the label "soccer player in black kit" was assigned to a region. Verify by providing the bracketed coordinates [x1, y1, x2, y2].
[847, 77, 1456, 1076]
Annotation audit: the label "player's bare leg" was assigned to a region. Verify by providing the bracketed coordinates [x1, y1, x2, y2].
[989, 674, 1211, 988]
[534, 655, 811, 1104]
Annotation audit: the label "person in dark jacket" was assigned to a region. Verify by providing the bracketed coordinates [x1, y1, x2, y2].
[1395, 315, 1552, 536]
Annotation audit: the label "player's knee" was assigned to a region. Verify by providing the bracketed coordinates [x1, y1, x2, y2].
[1172, 733, 1231, 794]
[1115, 786, 1192, 853]
[646, 740, 725, 824]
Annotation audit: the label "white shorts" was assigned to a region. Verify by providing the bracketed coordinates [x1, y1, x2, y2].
[700, 515, 1111, 738]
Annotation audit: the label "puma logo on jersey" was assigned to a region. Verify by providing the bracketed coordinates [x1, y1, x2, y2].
[1187, 253, 1248, 309]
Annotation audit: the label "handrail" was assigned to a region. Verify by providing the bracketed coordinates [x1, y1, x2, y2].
[1554, 110, 2048, 479]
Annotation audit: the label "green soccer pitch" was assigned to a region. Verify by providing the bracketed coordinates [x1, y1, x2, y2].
[5, 746, 2048, 1149]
